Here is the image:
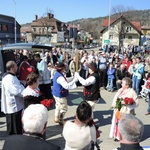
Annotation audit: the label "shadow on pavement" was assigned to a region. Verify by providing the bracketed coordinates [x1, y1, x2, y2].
[141, 124, 150, 142]
[46, 125, 65, 149]
[98, 97, 106, 104]
[68, 92, 107, 106]
[46, 124, 63, 139]
[68, 92, 83, 106]
[94, 110, 113, 126]
[0, 121, 6, 127]
[0, 131, 8, 141]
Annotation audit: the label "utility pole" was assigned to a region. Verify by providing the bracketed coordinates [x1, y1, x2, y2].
[13, 0, 17, 43]
[108, 0, 112, 40]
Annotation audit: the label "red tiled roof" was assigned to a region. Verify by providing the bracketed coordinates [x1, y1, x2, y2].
[102, 18, 115, 27]
[131, 21, 141, 31]
[102, 16, 141, 32]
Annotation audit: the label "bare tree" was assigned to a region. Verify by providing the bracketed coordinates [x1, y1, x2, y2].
[43, 7, 54, 18]
[111, 5, 135, 20]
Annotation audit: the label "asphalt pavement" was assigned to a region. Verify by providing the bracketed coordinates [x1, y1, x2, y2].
[0, 86, 150, 150]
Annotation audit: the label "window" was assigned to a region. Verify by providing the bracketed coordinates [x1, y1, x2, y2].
[2, 24, 8, 31]
[110, 26, 114, 30]
[109, 34, 113, 39]
[128, 36, 132, 39]
[129, 27, 132, 31]
[42, 28, 44, 33]
[33, 28, 36, 32]
[126, 26, 132, 32]
[126, 27, 129, 32]
[39, 28, 41, 33]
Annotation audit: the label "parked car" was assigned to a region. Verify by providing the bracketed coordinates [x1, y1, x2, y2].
[89, 44, 94, 48]
[145, 46, 150, 54]
[84, 45, 89, 49]
[0, 42, 53, 100]
[96, 43, 102, 47]
[77, 44, 83, 50]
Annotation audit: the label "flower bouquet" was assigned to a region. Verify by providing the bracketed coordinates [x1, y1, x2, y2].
[115, 97, 134, 110]
[115, 97, 134, 119]
[41, 99, 54, 108]
[124, 97, 134, 105]
[115, 98, 123, 110]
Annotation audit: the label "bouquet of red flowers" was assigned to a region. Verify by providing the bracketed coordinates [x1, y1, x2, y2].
[41, 99, 54, 108]
[124, 97, 134, 105]
[116, 97, 134, 110]
[146, 78, 150, 89]
[115, 97, 134, 120]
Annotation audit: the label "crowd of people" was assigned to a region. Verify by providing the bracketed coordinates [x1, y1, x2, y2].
[1, 45, 150, 149]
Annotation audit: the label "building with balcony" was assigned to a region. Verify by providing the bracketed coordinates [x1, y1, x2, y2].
[0, 14, 21, 46]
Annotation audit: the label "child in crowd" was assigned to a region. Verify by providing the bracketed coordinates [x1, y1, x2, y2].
[107, 63, 116, 92]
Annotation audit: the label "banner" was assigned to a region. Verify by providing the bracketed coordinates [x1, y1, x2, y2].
[57, 32, 64, 42]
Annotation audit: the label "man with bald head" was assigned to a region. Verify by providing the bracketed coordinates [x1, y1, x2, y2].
[1, 61, 25, 135]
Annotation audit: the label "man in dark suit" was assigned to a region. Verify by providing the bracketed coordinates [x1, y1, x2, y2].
[2, 104, 61, 150]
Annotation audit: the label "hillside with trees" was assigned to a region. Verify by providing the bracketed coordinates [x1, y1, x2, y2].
[22, 9, 150, 40]
[68, 9, 150, 40]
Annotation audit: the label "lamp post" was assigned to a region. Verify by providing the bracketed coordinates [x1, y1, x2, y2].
[108, 0, 112, 40]
[71, 24, 75, 55]
[13, 0, 17, 43]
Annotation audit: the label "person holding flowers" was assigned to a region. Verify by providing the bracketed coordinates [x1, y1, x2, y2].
[109, 77, 139, 141]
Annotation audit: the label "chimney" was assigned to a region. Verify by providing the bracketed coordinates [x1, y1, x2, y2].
[48, 13, 51, 19]
[35, 15, 38, 20]
[51, 14, 54, 18]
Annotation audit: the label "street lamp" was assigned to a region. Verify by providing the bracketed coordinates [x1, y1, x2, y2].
[13, 0, 17, 43]
[108, 0, 112, 40]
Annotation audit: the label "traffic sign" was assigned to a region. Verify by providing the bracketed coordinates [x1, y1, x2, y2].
[104, 39, 110, 44]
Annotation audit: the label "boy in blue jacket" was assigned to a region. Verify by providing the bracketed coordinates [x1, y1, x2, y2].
[107, 63, 116, 92]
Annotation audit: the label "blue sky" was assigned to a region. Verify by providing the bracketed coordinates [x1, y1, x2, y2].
[0, 0, 150, 24]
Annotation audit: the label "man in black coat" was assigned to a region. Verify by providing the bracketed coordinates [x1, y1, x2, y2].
[115, 64, 129, 90]
[2, 104, 61, 150]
